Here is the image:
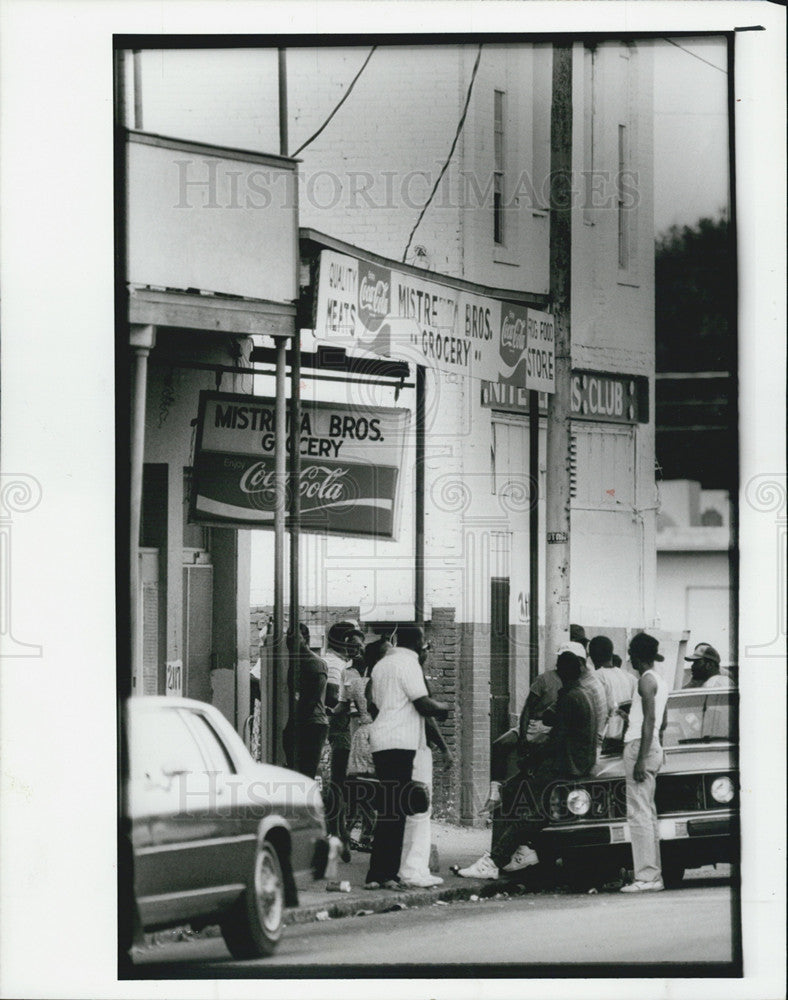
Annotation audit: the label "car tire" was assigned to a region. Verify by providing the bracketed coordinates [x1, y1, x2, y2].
[220, 839, 285, 959]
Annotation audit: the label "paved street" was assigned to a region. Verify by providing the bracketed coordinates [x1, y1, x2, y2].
[132, 871, 737, 976]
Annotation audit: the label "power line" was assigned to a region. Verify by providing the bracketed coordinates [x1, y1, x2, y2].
[290, 47, 377, 158]
[402, 44, 483, 264]
[662, 37, 728, 75]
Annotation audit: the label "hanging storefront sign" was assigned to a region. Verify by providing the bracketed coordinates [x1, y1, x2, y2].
[313, 248, 551, 387]
[190, 391, 411, 538]
[481, 370, 648, 423]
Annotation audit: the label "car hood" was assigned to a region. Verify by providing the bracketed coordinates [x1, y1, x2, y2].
[590, 743, 736, 780]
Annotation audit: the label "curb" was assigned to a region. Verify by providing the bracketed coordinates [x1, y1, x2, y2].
[140, 877, 507, 948]
[283, 876, 523, 925]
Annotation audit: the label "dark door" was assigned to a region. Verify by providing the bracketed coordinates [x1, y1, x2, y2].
[490, 577, 511, 745]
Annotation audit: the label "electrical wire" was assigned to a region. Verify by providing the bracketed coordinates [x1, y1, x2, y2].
[290, 47, 377, 158]
[662, 37, 727, 75]
[402, 44, 483, 264]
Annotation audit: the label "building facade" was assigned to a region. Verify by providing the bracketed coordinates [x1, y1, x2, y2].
[128, 41, 656, 821]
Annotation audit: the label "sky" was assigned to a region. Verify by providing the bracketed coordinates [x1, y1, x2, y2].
[652, 36, 730, 235]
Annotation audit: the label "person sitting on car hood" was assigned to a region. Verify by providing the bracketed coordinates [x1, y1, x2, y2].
[683, 643, 731, 689]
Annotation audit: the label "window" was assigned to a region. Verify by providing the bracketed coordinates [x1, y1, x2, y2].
[617, 43, 639, 280]
[617, 123, 629, 269]
[494, 90, 505, 245]
[583, 44, 597, 224]
[130, 706, 208, 781]
[188, 711, 237, 774]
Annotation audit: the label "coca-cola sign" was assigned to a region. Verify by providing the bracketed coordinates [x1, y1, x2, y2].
[357, 262, 391, 334]
[498, 303, 530, 387]
[190, 392, 410, 538]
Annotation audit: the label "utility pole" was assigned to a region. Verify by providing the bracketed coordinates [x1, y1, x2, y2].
[545, 42, 574, 661]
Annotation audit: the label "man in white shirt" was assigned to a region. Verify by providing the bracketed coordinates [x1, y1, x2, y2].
[620, 632, 669, 893]
[365, 625, 449, 889]
[588, 634, 637, 743]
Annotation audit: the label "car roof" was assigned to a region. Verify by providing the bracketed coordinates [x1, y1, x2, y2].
[126, 695, 217, 712]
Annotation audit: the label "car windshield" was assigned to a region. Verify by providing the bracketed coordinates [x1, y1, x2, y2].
[661, 690, 737, 747]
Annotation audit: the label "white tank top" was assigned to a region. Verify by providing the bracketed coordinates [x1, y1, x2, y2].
[624, 668, 669, 748]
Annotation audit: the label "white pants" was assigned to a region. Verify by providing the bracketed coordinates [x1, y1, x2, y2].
[624, 739, 664, 882]
[398, 747, 432, 882]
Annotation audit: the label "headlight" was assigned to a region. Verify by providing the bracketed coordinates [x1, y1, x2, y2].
[710, 776, 735, 804]
[566, 788, 592, 816]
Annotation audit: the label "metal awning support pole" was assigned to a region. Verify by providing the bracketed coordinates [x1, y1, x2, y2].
[529, 390, 540, 685]
[415, 364, 426, 626]
[272, 337, 287, 763]
[129, 325, 155, 693]
[288, 337, 301, 772]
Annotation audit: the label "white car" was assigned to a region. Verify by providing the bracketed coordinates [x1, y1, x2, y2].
[123, 696, 328, 959]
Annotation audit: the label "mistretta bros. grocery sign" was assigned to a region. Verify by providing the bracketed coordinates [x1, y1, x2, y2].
[313, 249, 555, 393]
[190, 392, 411, 538]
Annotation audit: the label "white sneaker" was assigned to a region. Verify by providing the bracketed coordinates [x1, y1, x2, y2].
[620, 878, 665, 893]
[401, 874, 444, 888]
[456, 853, 499, 879]
[502, 845, 539, 872]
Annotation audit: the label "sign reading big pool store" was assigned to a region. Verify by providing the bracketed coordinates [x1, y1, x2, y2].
[190, 392, 411, 538]
[313, 248, 553, 391]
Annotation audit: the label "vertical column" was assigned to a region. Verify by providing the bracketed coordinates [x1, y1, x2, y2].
[129, 325, 155, 693]
[272, 336, 287, 763]
[545, 43, 573, 660]
[415, 363, 426, 624]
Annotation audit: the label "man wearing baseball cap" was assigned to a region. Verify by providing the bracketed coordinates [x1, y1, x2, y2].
[324, 620, 366, 859]
[620, 632, 669, 893]
[683, 643, 730, 689]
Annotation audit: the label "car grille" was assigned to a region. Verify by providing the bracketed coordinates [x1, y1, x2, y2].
[550, 771, 737, 823]
[656, 774, 705, 813]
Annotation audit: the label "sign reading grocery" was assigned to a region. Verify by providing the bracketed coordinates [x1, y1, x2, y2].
[190, 391, 411, 538]
[313, 248, 553, 390]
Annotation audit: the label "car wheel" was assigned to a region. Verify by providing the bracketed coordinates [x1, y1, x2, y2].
[661, 858, 685, 889]
[220, 840, 285, 959]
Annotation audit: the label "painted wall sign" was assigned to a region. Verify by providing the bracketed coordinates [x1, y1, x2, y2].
[481, 371, 648, 423]
[571, 371, 645, 424]
[313, 249, 552, 388]
[190, 392, 410, 538]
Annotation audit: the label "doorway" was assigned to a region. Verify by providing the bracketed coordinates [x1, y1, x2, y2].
[490, 576, 511, 746]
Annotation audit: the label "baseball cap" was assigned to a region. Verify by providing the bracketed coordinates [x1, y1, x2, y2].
[569, 623, 587, 645]
[557, 641, 587, 661]
[628, 632, 664, 662]
[684, 642, 721, 665]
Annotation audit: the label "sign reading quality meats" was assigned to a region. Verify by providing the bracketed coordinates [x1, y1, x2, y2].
[190, 391, 411, 538]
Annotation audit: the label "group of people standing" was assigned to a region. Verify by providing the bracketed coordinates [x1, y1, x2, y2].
[276, 615, 730, 896]
[283, 619, 452, 890]
[456, 625, 672, 893]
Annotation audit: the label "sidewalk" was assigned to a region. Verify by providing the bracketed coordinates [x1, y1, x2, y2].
[286, 821, 503, 925]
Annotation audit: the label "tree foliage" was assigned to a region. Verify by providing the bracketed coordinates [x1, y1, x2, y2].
[655, 215, 735, 372]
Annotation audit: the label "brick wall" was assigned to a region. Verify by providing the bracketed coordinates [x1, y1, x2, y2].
[249, 604, 361, 663]
[423, 608, 461, 822]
